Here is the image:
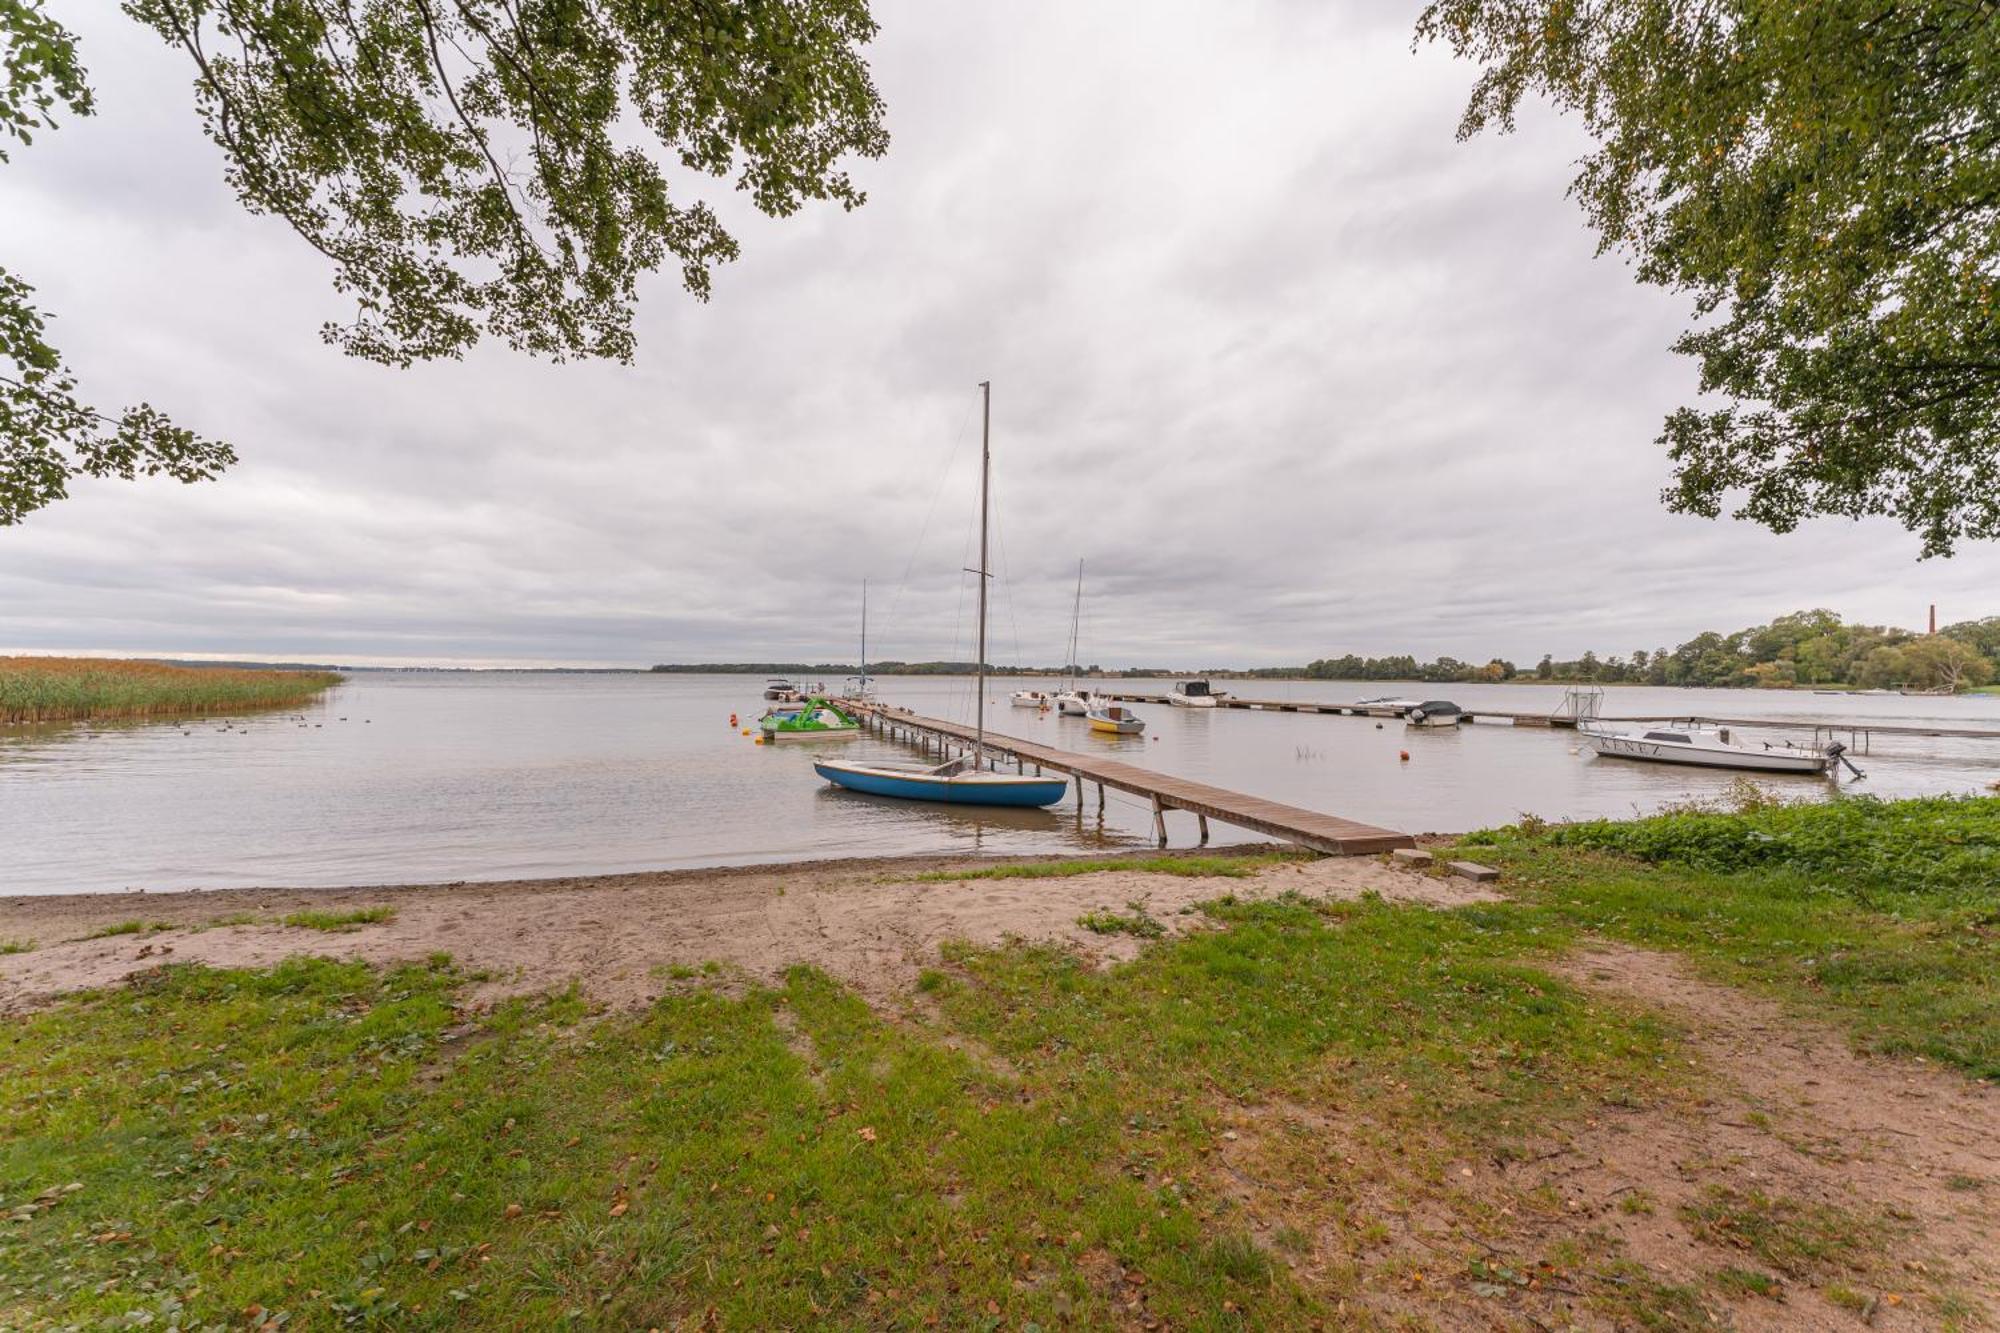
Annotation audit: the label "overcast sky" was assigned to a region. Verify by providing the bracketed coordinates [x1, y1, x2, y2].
[2, 3, 1994, 669]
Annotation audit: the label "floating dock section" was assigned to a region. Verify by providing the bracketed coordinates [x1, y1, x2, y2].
[849, 705, 1412, 856]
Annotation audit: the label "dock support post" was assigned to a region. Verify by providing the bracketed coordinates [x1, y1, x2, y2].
[1097, 783, 1106, 814]
[1151, 795, 1167, 848]
[1197, 814, 1210, 846]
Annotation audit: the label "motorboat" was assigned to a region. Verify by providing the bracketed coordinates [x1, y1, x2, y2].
[1169, 680, 1223, 708]
[1355, 695, 1422, 714]
[761, 698, 860, 741]
[1584, 725, 1861, 776]
[1086, 704, 1145, 735]
[1010, 689, 1053, 709]
[813, 381, 1070, 809]
[1406, 700, 1463, 728]
[1055, 688, 1096, 716]
[763, 677, 797, 701]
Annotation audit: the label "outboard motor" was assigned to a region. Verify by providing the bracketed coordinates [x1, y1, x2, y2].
[1826, 741, 1866, 780]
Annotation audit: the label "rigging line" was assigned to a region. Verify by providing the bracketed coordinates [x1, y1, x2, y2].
[986, 450, 1024, 671]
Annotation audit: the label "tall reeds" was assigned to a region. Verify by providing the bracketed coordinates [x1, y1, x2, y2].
[0, 657, 343, 724]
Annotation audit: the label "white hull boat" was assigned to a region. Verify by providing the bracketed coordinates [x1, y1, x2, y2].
[1586, 726, 1856, 776]
[1170, 681, 1222, 708]
[1011, 690, 1052, 709]
[1055, 689, 1094, 715]
[1406, 700, 1463, 728]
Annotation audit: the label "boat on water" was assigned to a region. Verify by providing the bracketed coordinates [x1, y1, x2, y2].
[1169, 680, 1223, 708]
[1087, 704, 1145, 735]
[763, 677, 797, 701]
[813, 382, 1070, 809]
[1584, 725, 1861, 776]
[1406, 700, 1463, 728]
[1355, 695, 1422, 713]
[762, 698, 860, 742]
[1053, 560, 1094, 716]
[1010, 689, 1052, 709]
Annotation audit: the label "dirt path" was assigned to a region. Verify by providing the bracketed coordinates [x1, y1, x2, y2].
[0, 851, 1494, 1012]
[1535, 944, 2000, 1328]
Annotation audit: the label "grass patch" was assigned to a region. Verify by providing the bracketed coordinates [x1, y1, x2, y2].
[914, 850, 1309, 882]
[1076, 901, 1167, 938]
[1680, 1186, 1888, 1279]
[0, 939, 31, 955]
[0, 656, 341, 724]
[0, 893, 1678, 1329]
[1455, 796, 2000, 1078]
[280, 906, 396, 931]
[79, 920, 173, 940]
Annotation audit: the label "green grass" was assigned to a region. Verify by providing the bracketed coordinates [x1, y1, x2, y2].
[1075, 902, 1167, 938]
[0, 656, 342, 724]
[78, 920, 174, 940]
[0, 897, 1681, 1329]
[1680, 1186, 1889, 1279]
[1452, 796, 2000, 1077]
[0, 939, 31, 955]
[281, 906, 396, 931]
[913, 850, 1308, 882]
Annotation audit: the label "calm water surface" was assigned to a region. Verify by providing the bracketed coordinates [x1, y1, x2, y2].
[2, 672, 1995, 894]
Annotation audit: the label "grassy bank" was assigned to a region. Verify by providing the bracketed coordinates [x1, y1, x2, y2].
[3, 795, 1994, 1329]
[0, 657, 342, 724]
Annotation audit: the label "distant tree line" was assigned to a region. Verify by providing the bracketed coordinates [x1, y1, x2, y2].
[1297, 610, 1998, 693]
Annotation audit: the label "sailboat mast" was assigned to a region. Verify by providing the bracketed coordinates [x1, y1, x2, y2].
[975, 380, 991, 768]
[1067, 559, 1083, 694]
[859, 578, 868, 697]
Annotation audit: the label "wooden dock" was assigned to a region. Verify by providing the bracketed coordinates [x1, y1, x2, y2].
[1095, 691, 2000, 743]
[849, 705, 1412, 856]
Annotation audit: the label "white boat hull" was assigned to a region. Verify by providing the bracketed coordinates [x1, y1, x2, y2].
[1406, 713, 1460, 728]
[1054, 691, 1092, 716]
[1588, 733, 1830, 774]
[1169, 696, 1216, 708]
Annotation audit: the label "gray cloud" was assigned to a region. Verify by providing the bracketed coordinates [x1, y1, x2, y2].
[2, 1, 1994, 669]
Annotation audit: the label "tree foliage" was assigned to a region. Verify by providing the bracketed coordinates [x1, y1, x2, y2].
[1419, 1, 2000, 556]
[0, 0, 886, 523]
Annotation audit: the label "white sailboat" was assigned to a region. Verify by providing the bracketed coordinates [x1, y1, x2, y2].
[1054, 559, 1096, 716]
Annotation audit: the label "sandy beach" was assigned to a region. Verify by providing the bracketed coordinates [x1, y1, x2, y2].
[0, 847, 1496, 1013]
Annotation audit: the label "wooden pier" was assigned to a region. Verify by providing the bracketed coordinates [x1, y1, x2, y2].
[849, 705, 1412, 856]
[1095, 691, 2000, 743]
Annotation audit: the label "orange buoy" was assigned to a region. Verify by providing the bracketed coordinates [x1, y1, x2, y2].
[742, 728, 753, 736]
[754, 736, 765, 745]
[1399, 750, 1410, 762]
[729, 713, 738, 726]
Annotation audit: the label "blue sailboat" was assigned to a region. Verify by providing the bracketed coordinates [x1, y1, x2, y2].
[813, 381, 1070, 809]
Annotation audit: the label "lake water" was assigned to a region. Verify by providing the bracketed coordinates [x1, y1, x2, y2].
[2, 672, 1996, 894]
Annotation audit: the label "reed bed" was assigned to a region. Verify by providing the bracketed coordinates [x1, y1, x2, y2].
[0, 657, 343, 724]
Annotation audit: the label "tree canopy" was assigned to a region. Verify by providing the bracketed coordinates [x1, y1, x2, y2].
[1419, 1, 2000, 556]
[1, 0, 886, 524]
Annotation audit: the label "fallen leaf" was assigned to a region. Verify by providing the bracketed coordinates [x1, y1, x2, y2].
[609, 1201, 628, 1218]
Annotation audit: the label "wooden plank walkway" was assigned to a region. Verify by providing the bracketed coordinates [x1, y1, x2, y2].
[1096, 691, 2000, 741]
[850, 705, 1412, 856]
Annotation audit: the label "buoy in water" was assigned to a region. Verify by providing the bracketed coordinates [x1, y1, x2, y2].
[754, 736, 765, 745]
[1398, 750, 1410, 761]
[729, 713, 738, 727]
[1375, 723, 1383, 730]
[741, 728, 752, 736]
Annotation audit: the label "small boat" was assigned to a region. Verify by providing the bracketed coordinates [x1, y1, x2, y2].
[1053, 560, 1092, 716]
[1406, 700, 1463, 728]
[1010, 689, 1052, 709]
[1355, 695, 1422, 713]
[1585, 725, 1861, 776]
[763, 678, 796, 701]
[814, 381, 1069, 809]
[1169, 680, 1223, 708]
[1087, 704, 1145, 735]
[762, 698, 860, 741]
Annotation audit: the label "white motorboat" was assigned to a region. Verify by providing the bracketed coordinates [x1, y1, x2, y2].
[1355, 695, 1422, 714]
[763, 677, 797, 701]
[1055, 688, 1095, 716]
[1170, 680, 1222, 708]
[1406, 700, 1463, 727]
[1010, 689, 1052, 709]
[1585, 725, 1860, 776]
